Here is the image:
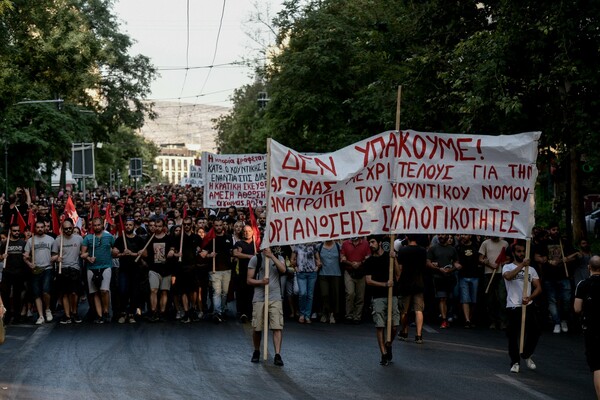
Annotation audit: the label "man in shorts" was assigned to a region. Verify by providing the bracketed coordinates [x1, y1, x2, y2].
[81, 217, 115, 324]
[365, 235, 400, 366]
[146, 218, 171, 321]
[247, 247, 286, 366]
[396, 234, 427, 343]
[51, 218, 84, 324]
[574, 255, 600, 398]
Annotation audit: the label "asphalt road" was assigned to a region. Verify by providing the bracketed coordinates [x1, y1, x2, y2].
[0, 315, 594, 400]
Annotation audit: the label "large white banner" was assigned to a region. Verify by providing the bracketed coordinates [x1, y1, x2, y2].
[202, 152, 267, 208]
[264, 130, 540, 247]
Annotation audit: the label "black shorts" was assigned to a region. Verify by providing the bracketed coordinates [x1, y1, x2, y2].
[57, 268, 83, 296]
[585, 331, 600, 372]
[176, 266, 200, 294]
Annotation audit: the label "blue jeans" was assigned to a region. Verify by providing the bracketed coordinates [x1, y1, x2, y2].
[297, 271, 317, 319]
[543, 279, 571, 324]
[459, 277, 479, 304]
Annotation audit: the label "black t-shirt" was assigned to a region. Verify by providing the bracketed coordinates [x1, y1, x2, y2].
[146, 234, 170, 276]
[575, 274, 600, 332]
[396, 245, 426, 295]
[203, 234, 233, 272]
[234, 240, 255, 275]
[364, 251, 398, 298]
[456, 241, 480, 278]
[534, 237, 572, 281]
[0, 238, 27, 275]
[114, 234, 146, 271]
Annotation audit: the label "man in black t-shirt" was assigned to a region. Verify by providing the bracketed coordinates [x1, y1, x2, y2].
[396, 234, 427, 343]
[113, 219, 146, 323]
[456, 234, 481, 328]
[0, 224, 27, 323]
[233, 225, 256, 322]
[574, 255, 600, 398]
[365, 235, 399, 366]
[145, 218, 171, 321]
[202, 219, 234, 322]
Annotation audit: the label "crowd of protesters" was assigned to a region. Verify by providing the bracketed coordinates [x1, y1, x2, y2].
[0, 184, 597, 378]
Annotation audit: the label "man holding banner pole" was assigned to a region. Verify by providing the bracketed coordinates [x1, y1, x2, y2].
[365, 235, 400, 366]
[502, 240, 541, 373]
[247, 247, 286, 366]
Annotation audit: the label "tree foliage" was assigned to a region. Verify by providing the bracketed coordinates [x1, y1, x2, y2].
[0, 0, 156, 193]
[217, 0, 600, 239]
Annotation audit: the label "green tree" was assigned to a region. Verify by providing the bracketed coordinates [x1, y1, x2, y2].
[0, 0, 156, 193]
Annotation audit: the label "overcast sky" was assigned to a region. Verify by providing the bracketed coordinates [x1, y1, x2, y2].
[113, 0, 282, 108]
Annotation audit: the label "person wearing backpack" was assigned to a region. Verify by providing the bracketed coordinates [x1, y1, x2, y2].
[574, 255, 600, 399]
[317, 240, 342, 323]
[247, 247, 286, 366]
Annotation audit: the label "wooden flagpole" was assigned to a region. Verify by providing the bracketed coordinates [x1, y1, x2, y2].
[386, 85, 402, 344]
[519, 240, 531, 354]
[3, 233, 9, 271]
[263, 138, 272, 361]
[485, 267, 498, 294]
[559, 239, 569, 278]
[178, 225, 184, 262]
[135, 233, 155, 262]
[58, 232, 64, 275]
[31, 234, 36, 267]
[212, 238, 216, 273]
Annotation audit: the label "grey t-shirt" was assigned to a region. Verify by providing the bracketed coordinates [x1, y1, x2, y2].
[24, 234, 55, 269]
[52, 235, 83, 270]
[249, 254, 284, 302]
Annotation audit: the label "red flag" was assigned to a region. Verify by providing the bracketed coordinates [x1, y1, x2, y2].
[182, 203, 188, 219]
[92, 202, 101, 219]
[201, 227, 215, 249]
[495, 246, 507, 265]
[51, 204, 60, 236]
[15, 212, 26, 233]
[64, 196, 79, 226]
[104, 203, 114, 226]
[248, 202, 261, 252]
[27, 208, 36, 230]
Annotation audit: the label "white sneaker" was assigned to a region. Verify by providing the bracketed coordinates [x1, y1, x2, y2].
[329, 313, 336, 324]
[524, 358, 536, 370]
[553, 324, 561, 334]
[320, 314, 328, 323]
[560, 320, 568, 333]
[36, 316, 45, 325]
[510, 363, 520, 373]
[45, 310, 53, 322]
[117, 315, 126, 324]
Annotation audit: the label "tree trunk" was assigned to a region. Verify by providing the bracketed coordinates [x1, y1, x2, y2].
[60, 159, 67, 190]
[570, 148, 585, 242]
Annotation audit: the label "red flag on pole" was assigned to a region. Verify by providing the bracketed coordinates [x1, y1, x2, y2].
[92, 202, 101, 219]
[201, 227, 216, 249]
[64, 196, 79, 227]
[15, 212, 26, 233]
[27, 208, 36, 230]
[104, 203, 114, 226]
[182, 203, 188, 219]
[51, 204, 60, 236]
[248, 202, 261, 252]
[495, 246, 507, 265]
